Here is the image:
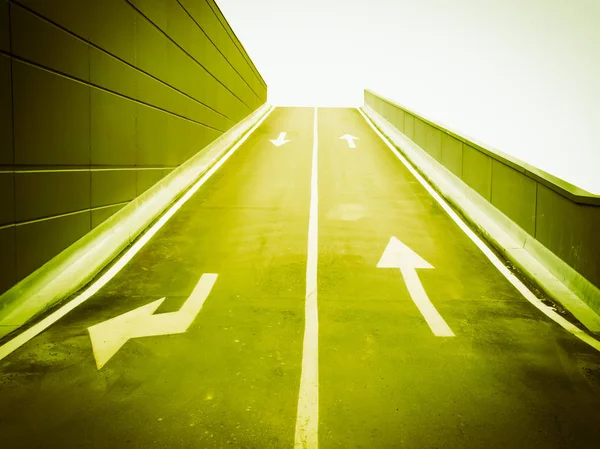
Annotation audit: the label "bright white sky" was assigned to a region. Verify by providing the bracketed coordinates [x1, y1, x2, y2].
[216, 0, 600, 193]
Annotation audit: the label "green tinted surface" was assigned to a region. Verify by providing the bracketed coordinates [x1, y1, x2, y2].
[1, 108, 600, 449]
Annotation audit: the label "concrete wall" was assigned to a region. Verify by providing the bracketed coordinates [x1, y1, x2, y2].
[365, 90, 600, 301]
[0, 0, 267, 295]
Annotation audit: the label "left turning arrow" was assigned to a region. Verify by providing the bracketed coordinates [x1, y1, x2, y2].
[88, 273, 218, 369]
[270, 132, 290, 147]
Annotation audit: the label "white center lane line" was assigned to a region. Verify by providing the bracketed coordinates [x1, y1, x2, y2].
[294, 107, 320, 449]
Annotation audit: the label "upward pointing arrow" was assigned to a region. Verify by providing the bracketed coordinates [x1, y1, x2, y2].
[377, 236, 434, 270]
[88, 273, 218, 369]
[339, 134, 359, 148]
[270, 132, 290, 147]
[377, 236, 454, 337]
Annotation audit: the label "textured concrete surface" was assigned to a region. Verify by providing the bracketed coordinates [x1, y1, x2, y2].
[1, 107, 599, 448]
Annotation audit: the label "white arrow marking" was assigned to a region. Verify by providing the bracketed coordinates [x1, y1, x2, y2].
[339, 134, 359, 148]
[88, 273, 218, 369]
[378, 236, 454, 337]
[270, 131, 290, 147]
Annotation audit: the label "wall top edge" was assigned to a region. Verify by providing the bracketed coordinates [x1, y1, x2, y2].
[364, 89, 600, 206]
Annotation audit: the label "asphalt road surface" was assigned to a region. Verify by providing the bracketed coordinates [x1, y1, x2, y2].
[1, 107, 600, 449]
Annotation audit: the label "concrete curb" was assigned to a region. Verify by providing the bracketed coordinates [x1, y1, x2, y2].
[362, 105, 600, 334]
[0, 104, 273, 339]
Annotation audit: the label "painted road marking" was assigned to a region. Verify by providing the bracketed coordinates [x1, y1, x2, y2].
[270, 131, 290, 147]
[88, 273, 218, 369]
[339, 133, 359, 148]
[358, 107, 600, 352]
[0, 107, 275, 362]
[378, 236, 454, 337]
[294, 107, 319, 449]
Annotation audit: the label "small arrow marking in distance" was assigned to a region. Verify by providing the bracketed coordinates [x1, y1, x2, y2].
[377, 236, 454, 337]
[88, 273, 218, 369]
[339, 134, 359, 148]
[270, 132, 290, 147]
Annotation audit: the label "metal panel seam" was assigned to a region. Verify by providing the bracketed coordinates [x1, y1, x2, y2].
[203, 0, 266, 88]
[175, 0, 263, 103]
[5, 2, 234, 122]
[124, 0, 253, 113]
